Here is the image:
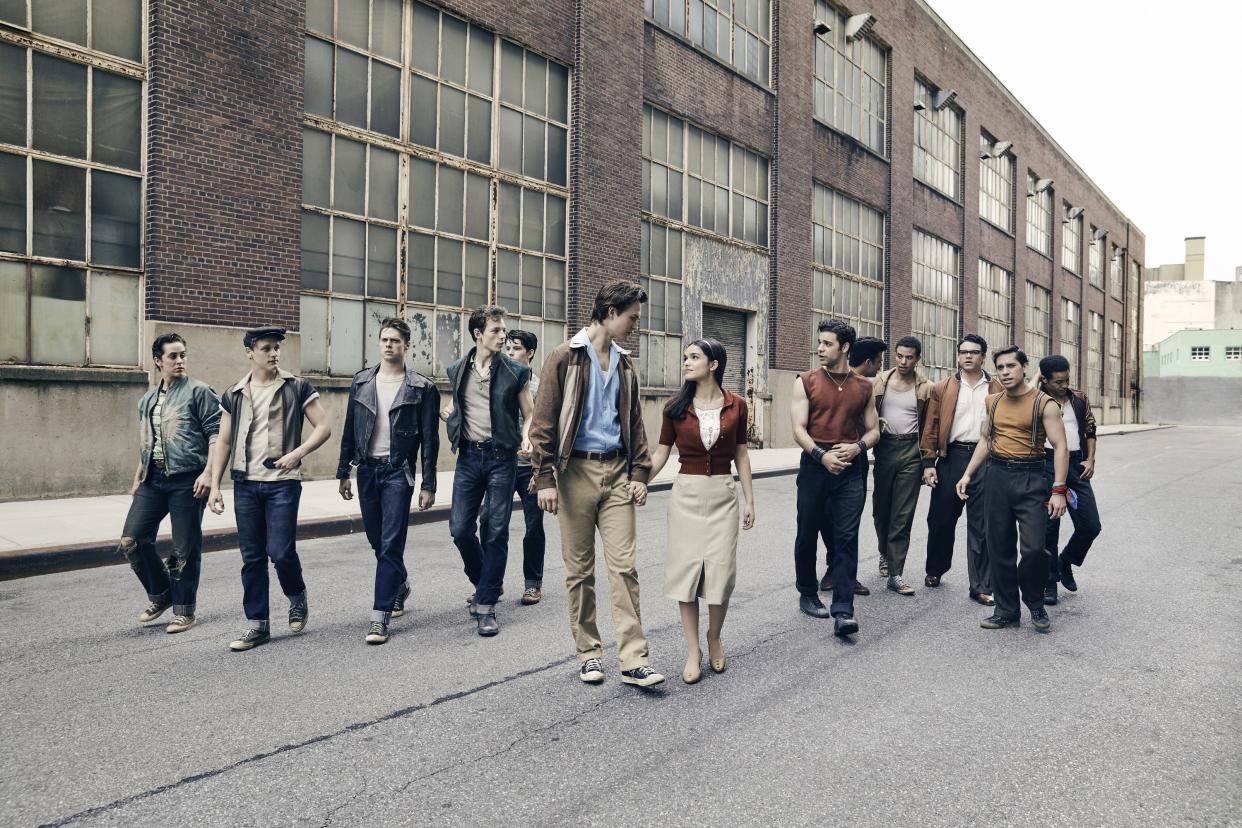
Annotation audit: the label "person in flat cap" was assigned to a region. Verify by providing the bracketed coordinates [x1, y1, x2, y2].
[206, 325, 332, 652]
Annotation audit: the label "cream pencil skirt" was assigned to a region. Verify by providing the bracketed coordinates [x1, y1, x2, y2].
[663, 473, 740, 605]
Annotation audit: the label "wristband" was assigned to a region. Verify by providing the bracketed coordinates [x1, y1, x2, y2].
[811, 447, 827, 463]
[856, 439, 867, 455]
[1050, 484, 1068, 496]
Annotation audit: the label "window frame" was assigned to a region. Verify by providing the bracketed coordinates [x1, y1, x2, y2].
[811, 183, 886, 349]
[1024, 280, 1051, 362]
[1025, 170, 1052, 256]
[913, 77, 962, 200]
[978, 133, 1013, 232]
[644, 0, 772, 86]
[911, 228, 961, 381]
[976, 258, 1013, 353]
[813, 1, 888, 156]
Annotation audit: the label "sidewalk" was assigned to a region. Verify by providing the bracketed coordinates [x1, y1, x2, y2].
[0, 424, 1169, 580]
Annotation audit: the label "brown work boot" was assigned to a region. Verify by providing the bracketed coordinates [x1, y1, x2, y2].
[521, 586, 542, 605]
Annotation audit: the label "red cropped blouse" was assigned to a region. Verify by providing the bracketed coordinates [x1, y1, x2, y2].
[658, 390, 749, 476]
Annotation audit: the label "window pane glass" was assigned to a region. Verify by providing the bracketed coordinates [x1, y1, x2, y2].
[497, 249, 519, 308]
[305, 37, 334, 118]
[90, 170, 140, 268]
[521, 188, 543, 252]
[497, 182, 519, 246]
[438, 85, 466, 157]
[33, 0, 87, 46]
[545, 258, 565, 319]
[368, 146, 398, 221]
[409, 156, 435, 228]
[434, 310, 461, 376]
[302, 129, 330, 207]
[0, 43, 26, 146]
[521, 254, 541, 316]
[437, 165, 463, 234]
[411, 1, 439, 74]
[524, 54, 547, 117]
[372, 0, 403, 61]
[338, 0, 369, 49]
[32, 161, 85, 260]
[332, 217, 366, 294]
[465, 171, 489, 240]
[300, 212, 329, 289]
[32, 54, 87, 159]
[371, 61, 401, 137]
[409, 75, 438, 148]
[408, 231, 434, 303]
[545, 195, 566, 257]
[466, 95, 491, 164]
[31, 265, 85, 364]
[300, 294, 328, 371]
[0, 260, 25, 361]
[440, 15, 467, 85]
[547, 62, 569, 123]
[336, 48, 368, 128]
[92, 0, 142, 61]
[467, 27, 494, 95]
[522, 115, 544, 179]
[89, 271, 138, 364]
[406, 306, 434, 375]
[333, 136, 365, 214]
[547, 125, 567, 187]
[498, 106, 522, 173]
[436, 237, 462, 306]
[91, 70, 141, 170]
[306, 0, 333, 35]
[330, 297, 364, 375]
[463, 242, 488, 307]
[366, 225, 397, 298]
[0, 0, 27, 26]
[0, 151, 25, 254]
[500, 41, 523, 106]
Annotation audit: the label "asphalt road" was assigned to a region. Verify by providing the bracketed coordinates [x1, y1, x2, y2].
[2, 426, 1239, 826]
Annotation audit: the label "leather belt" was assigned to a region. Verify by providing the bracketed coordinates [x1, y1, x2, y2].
[571, 448, 623, 461]
[989, 456, 1044, 469]
[151, 458, 166, 470]
[881, 433, 920, 441]
[949, 441, 978, 450]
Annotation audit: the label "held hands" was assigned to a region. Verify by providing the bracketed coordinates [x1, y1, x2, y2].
[517, 438, 533, 460]
[1079, 458, 1096, 480]
[537, 488, 559, 515]
[1047, 493, 1067, 519]
[955, 474, 971, 501]
[192, 470, 212, 499]
[439, 406, 451, 422]
[418, 490, 435, 511]
[923, 467, 938, 488]
[339, 478, 353, 501]
[742, 502, 756, 530]
[208, 487, 225, 515]
[626, 480, 648, 506]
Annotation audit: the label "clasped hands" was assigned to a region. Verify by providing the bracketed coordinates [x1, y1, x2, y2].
[818, 441, 861, 474]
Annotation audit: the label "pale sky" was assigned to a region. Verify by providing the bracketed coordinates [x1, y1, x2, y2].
[927, 0, 1242, 281]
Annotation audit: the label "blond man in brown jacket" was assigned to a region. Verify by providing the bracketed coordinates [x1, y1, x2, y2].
[527, 280, 663, 688]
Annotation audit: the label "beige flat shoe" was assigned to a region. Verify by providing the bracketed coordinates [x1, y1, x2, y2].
[682, 660, 702, 684]
[708, 638, 727, 673]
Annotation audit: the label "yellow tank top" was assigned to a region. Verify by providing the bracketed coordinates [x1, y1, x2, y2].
[986, 387, 1059, 459]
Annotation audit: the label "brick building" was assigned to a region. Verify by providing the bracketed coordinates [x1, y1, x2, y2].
[0, 0, 1144, 498]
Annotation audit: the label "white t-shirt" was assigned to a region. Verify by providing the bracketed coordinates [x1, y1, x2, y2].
[368, 374, 405, 459]
[949, 374, 991, 444]
[1046, 398, 1082, 452]
[880, 383, 919, 435]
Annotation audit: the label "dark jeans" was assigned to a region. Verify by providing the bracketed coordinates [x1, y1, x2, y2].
[357, 460, 414, 618]
[514, 465, 546, 587]
[985, 457, 1051, 620]
[822, 454, 869, 572]
[1045, 450, 1102, 581]
[451, 442, 518, 606]
[234, 478, 306, 621]
[925, 442, 991, 594]
[119, 468, 207, 616]
[795, 452, 867, 616]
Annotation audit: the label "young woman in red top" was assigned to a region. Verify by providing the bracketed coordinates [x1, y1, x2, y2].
[648, 339, 756, 685]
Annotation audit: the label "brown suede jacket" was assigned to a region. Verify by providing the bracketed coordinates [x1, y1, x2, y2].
[527, 330, 653, 491]
[919, 370, 1004, 468]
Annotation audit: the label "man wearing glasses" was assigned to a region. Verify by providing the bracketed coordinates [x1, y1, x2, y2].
[919, 334, 1002, 605]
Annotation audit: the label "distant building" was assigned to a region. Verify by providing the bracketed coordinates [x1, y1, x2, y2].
[1144, 330, 1242, 379]
[1143, 237, 1242, 349]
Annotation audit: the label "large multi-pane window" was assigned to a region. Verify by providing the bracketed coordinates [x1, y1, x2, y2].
[812, 184, 885, 345]
[813, 1, 886, 155]
[1062, 206, 1082, 274]
[912, 229, 960, 380]
[1025, 171, 1052, 255]
[1108, 320, 1122, 404]
[978, 135, 1013, 231]
[1109, 245, 1123, 299]
[977, 260, 1012, 352]
[1061, 298, 1081, 381]
[642, 104, 769, 247]
[1088, 226, 1103, 289]
[639, 221, 685, 389]
[644, 0, 771, 85]
[0, 2, 144, 367]
[913, 78, 961, 199]
[1087, 311, 1103, 402]
[302, 1, 569, 376]
[1024, 281, 1051, 361]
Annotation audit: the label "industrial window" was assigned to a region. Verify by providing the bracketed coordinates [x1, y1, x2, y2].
[913, 78, 960, 200]
[1088, 226, 1104, 289]
[1108, 320, 1122, 404]
[1024, 281, 1051, 362]
[301, 1, 569, 377]
[643, 104, 769, 247]
[1087, 311, 1103, 403]
[1061, 298, 1080, 380]
[977, 260, 1012, 354]
[812, 184, 885, 347]
[1225, 346, 1241, 361]
[1109, 245, 1123, 299]
[1025, 171, 1052, 256]
[645, 0, 771, 85]
[0, 2, 144, 368]
[639, 221, 685, 389]
[813, 1, 886, 155]
[912, 229, 960, 381]
[1190, 346, 1210, 361]
[978, 135, 1012, 231]
[1062, 206, 1081, 274]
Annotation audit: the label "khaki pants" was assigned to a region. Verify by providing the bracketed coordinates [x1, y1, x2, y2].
[871, 436, 923, 577]
[556, 457, 649, 670]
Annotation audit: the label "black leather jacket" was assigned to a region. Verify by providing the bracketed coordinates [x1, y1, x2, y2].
[336, 365, 439, 491]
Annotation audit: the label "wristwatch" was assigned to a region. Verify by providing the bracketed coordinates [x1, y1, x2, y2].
[856, 439, 867, 456]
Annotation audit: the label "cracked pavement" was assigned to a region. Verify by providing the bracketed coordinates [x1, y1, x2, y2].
[2, 426, 1240, 826]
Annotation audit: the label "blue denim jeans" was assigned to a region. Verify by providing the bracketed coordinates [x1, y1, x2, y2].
[1045, 449, 1102, 581]
[514, 465, 546, 587]
[794, 452, 867, 616]
[451, 442, 518, 606]
[233, 478, 306, 621]
[120, 468, 207, 616]
[357, 459, 414, 620]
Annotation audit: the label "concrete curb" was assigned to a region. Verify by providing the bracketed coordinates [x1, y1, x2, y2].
[0, 465, 803, 582]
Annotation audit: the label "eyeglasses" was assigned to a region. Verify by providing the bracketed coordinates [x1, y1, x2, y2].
[957, 349, 983, 356]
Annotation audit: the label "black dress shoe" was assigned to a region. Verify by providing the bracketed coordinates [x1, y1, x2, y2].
[833, 614, 859, 637]
[819, 572, 833, 592]
[1043, 584, 1058, 605]
[799, 594, 832, 618]
[853, 580, 870, 596]
[980, 614, 1020, 629]
[476, 609, 499, 636]
[1059, 555, 1079, 591]
[970, 592, 995, 606]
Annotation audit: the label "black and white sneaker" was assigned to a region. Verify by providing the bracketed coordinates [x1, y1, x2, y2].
[289, 600, 308, 632]
[620, 666, 665, 688]
[392, 583, 411, 618]
[229, 628, 270, 651]
[579, 658, 605, 684]
[1030, 606, 1052, 632]
[138, 599, 171, 623]
[365, 621, 390, 645]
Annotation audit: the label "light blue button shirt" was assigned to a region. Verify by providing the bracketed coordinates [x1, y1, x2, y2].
[572, 328, 624, 452]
